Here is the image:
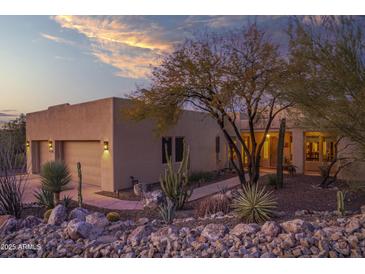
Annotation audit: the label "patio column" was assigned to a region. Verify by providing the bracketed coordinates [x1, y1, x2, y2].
[292, 129, 304, 174]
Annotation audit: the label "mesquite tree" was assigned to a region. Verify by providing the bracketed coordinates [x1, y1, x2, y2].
[127, 24, 292, 186]
[276, 118, 286, 189]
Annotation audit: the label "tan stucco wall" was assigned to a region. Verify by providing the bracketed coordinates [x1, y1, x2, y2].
[113, 99, 229, 190]
[26, 98, 115, 191]
[27, 97, 229, 192]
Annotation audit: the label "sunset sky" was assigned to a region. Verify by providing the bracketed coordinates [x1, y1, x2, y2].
[0, 16, 292, 123]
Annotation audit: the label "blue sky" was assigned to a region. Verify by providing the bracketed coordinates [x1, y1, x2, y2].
[0, 15, 291, 123]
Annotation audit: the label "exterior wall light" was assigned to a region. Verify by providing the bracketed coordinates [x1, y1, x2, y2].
[266, 134, 270, 138]
[26, 141, 30, 148]
[48, 140, 53, 152]
[103, 141, 109, 151]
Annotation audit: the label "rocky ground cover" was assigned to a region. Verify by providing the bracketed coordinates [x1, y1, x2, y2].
[1, 204, 365, 258]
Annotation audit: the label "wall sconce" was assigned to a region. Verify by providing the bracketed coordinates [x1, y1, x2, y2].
[103, 141, 109, 151]
[48, 140, 53, 152]
[266, 134, 270, 138]
[26, 141, 30, 148]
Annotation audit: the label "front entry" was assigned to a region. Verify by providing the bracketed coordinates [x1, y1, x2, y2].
[269, 136, 278, 167]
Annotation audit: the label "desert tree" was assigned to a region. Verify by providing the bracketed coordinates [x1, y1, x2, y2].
[286, 16, 365, 182]
[127, 24, 292, 186]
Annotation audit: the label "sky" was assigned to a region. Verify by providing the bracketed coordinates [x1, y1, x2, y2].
[0, 15, 291, 124]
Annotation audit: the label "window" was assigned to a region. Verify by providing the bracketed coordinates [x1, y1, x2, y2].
[175, 137, 185, 162]
[264, 139, 269, 160]
[162, 137, 172, 163]
[215, 136, 220, 154]
[305, 136, 320, 161]
[323, 137, 336, 161]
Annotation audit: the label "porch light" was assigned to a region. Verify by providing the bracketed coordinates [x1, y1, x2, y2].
[48, 140, 53, 152]
[103, 141, 109, 151]
[266, 134, 270, 138]
[26, 141, 30, 148]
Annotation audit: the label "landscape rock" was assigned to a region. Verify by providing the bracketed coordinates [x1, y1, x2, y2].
[69, 207, 89, 221]
[127, 225, 152, 246]
[261, 221, 281, 237]
[142, 190, 164, 209]
[281, 219, 314, 234]
[48, 205, 67, 225]
[0, 217, 18, 235]
[201, 223, 227, 241]
[230, 223, 260, 237]
[66, 219, 92, 240]
[86, 212, 109, 228]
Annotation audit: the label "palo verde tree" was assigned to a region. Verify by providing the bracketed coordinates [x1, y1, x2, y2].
[127, 24, 292, 186]
[285, 16, 365, 185]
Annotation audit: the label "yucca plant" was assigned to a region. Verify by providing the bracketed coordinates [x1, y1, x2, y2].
[40, 161, 72, 205]
[34, 187, 55, 209]
[232, 183, 277, 223]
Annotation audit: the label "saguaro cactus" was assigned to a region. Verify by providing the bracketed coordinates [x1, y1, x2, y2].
[337, 190, 345, 216]
[77, 162, 83, 208]
[276, 118, 286, 189]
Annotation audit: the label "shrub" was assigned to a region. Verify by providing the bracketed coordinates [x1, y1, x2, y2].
[336, 190, 346, 216]
[34, 187, 55, 209]
[266, 174, 277, 187]
[43, 208, 53, 222]
[61, 195, 73, 209]
[158, 198, 176, 224]
[196, 193, 231, 217]
[189, 171, 215, 184]
[0, 135, 26, 218]
[106, 212, 121, 222]
[40, 161, 72, 204]
[160, 144, 192, 209]
[232, 183, 277, 223]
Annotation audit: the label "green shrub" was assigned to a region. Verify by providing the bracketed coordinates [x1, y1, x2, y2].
[232, 183, 277, 223]
[40, 161, 72, 204]
[196, 193, 231, 217]
[189, 171, 215, 183]
[34, 187, 54, 209]
[43, 208, 53, 222]
[106, 212, 121, 222]
[160, 144, 192, 209]
[267, 174, 277, 187]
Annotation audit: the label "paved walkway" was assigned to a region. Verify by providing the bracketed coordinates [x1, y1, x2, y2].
[23, 170, 273, 211]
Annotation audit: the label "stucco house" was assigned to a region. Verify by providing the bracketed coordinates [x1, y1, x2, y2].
[26, 97, 229, 192]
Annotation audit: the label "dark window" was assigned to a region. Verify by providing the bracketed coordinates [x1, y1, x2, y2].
[162, 137, 172, 164]
[215, 136, 220, 154]
[175, 137, 185, 162]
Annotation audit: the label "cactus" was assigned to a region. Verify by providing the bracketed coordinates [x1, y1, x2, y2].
[337, 190, 346, 216]
[276, 118, 286, 189]
[106, 212, 121, 222]
[77, 162, 83, 208]
[158, 197, 176, 224]
[160, 144, 192, 209]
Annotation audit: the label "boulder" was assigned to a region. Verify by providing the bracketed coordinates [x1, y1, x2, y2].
[261, 221, 281, 237]
[230, 223, 260, 237]
[127, 225, 152, 246]
[66, 219, 92, 240]
[69, 207, 89, 221]
[0, 215, 13, 229]
[48, 204, 67, 225]
[280, 219, 314, 234]
[142, 190, 164, 209]
[20, 215, 42, 229]
[360, 205, 365, 214]
[86, 212, 109, 228]
[137, 217, 149, 226]
[0, 217, 18, 235]
[201, 223, 227, 241]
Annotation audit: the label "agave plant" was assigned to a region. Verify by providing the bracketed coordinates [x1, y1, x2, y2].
[34, 187, 55, 209]
[40, 161, 72, 205]
[232, 183, 277, 223]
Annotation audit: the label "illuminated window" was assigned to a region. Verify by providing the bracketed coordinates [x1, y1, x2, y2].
[264, 139, 269, 160]
[323, 137, 336, 161]
[305, 136, 320, 161]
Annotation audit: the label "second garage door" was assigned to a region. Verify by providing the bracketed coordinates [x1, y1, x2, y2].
[63, 141, 101, 186]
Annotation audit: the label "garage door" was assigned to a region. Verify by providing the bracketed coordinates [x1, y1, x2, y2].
[39, 141, 52, 172]
[63, 141, 101, 186]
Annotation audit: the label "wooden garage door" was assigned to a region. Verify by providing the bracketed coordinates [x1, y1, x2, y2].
[39, 141, 52, 172]
[63, 141, 101, 186]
